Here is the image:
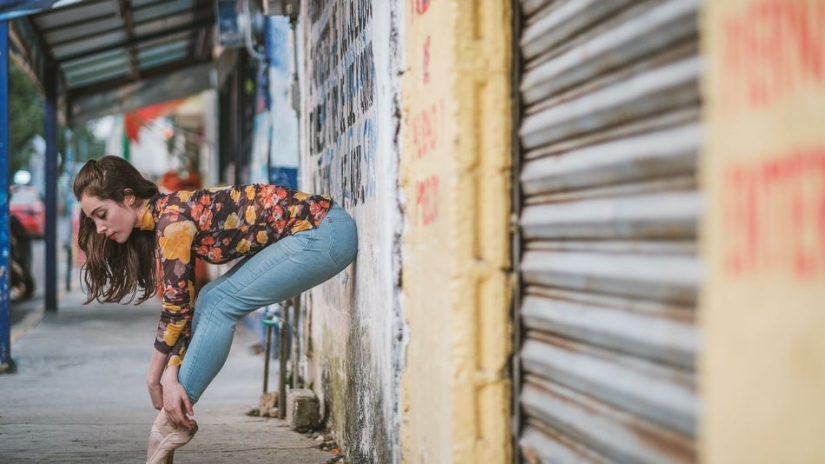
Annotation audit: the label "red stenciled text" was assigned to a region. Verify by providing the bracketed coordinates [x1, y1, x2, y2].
[721, 0, 825, 112]
[411, 100, 443, 159]
[724, 147, 825, 279]
[423, 35, 431, 85]
[413, 0, 430, 16]
[416, 175, 439, 226]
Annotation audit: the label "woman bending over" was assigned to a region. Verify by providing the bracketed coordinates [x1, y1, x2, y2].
[73, 156, 357, 463]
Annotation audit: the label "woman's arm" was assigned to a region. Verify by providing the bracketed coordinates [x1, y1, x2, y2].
[154, 218, 198, 365]
[153, 212, 198, 426]
[146, 349, 166, 410]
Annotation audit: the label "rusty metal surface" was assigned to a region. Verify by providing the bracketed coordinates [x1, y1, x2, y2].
[520, 422, 607, 463]
[521, 0, 565, 18]
[520, 250, 699, 305]
[521, 378, 695, 463]
[521, 124, 700, 195]
[524, 175, 697, 206]
[526, 240, 697, 256]
[520, 191, 700, 240]
[525, 107, 699, 161]
[520, 0, 557, 20]
[520, 0, 632, 61]
[525, 286, 695, 319]
[521, 337, 697, 435]
[522, 0, 697, 102]
[520, 57, 700, 150]
[521, 294, 696, 369]
[515, 0, 702, 461]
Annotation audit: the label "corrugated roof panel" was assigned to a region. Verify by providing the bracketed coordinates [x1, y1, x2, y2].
[33, 0, 117, 30]
[15, 0, 216, 116]
[61, 48, 127, 71]
[138, 41, 191, 61]
[51, 30, 129, 60]
[133, 10, 205, 37]
[132, 0, 199, 7]
[133, 0, 197, 23]
[63, 55, 130, 78]
[65, 67, 127, 87]
[140, 49, 190, 70]
[139, 29, 192, 49]
[43, 17, 123, 44]
[67, 66, 130, 88]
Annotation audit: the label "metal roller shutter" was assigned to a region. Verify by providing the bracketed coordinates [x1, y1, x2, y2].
[515, 1, 701, 462]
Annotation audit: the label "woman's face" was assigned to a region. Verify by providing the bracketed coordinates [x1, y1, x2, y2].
[79, 194, 140, 244]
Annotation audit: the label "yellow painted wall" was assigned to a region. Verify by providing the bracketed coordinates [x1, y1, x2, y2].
[701, 0, 825, 462]
[401, 0, 512, 462]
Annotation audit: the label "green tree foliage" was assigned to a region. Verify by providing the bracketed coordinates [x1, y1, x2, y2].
[60, 121, 106, 171]
[7, 59, 106, 180]
[9, 60, 43, 177]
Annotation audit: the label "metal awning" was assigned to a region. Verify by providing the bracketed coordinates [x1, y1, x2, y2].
[5, 0, 216, 123]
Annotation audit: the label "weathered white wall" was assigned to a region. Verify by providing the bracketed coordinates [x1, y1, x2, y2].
[299, 0, 404, 462]
[130, 120, 172, 178]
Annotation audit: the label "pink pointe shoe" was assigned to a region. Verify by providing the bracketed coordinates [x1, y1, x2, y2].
[145, 409, 199, 464]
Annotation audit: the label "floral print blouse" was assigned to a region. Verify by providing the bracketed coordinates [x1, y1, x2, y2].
[139, 184, 331, 366]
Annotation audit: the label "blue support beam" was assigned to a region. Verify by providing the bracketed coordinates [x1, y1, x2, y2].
[0, 21, 11, 371]
[44, 61, 57, 311]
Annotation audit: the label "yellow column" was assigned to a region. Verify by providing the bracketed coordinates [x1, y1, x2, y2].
[401, 0, 512, 462]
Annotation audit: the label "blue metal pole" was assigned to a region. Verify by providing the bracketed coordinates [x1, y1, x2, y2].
[63, 127, 73, 293]
[44, 62, 57, 311]
[0, 21, 12, 371]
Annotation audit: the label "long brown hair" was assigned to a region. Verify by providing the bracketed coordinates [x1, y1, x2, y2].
[73, 156, 159, 304]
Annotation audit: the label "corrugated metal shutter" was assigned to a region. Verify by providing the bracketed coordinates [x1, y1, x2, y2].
[515, 1, 701, 462]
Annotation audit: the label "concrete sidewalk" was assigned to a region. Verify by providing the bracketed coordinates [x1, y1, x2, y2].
[0, 289, 335, 464]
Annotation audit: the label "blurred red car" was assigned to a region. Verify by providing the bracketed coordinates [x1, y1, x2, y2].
[10, 186, 45, 238]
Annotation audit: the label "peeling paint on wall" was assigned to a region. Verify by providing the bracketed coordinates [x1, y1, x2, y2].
[301, 0, 405, 462]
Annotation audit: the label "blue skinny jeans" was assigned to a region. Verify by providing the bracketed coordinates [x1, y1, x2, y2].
[178, 203, 357, 402]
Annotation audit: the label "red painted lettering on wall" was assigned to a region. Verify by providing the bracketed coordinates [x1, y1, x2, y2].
[423, 36, 431, 85]
[416, 175, 439, 225]
[720, 0, 825, 112]
[414, 0, 430, 15]
[724, 147, 825, 279]
[411, 100, 443, 159]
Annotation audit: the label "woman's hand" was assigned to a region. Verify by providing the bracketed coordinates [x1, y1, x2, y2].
[146, 349, 167, 410]
[162, 365, 195, 428]
[147, 379, 163, 410]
